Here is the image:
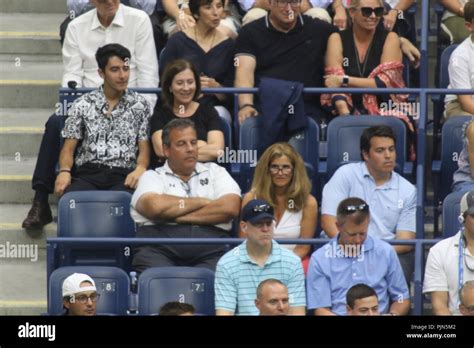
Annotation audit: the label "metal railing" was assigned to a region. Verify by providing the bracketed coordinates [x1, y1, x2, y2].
[47, 237, 441, 315]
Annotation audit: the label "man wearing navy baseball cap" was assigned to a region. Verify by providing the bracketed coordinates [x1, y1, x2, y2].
[424, 191, 474, 315]
[214, 199, 306, 316]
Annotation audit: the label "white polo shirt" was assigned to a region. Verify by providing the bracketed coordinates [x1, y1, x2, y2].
[445, 36, 474, 106]
[131, 161, 241, 230]
[423, 231, 474, 315]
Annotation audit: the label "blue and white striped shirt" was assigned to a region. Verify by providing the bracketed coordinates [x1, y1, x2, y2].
[215, 240, 306, 315]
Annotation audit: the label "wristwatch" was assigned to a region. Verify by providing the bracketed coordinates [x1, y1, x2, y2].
[342, 75, 349, 87]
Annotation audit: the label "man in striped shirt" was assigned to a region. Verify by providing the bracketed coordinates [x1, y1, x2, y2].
[214, 199, 306, 315]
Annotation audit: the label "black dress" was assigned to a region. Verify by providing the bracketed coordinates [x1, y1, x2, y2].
[159, 32, 235, 107]
[340, 25, 389, 113]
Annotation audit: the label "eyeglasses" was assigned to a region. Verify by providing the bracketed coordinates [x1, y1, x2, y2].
[359, 7, 385, 18]
[269, 164, 293, 175]
[252, 204, 272, 213]
[72, 293, 100, 304]
[342, 203, 369, 213]
[275, 0, 301, 8]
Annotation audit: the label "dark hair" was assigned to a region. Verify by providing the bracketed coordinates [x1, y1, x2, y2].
[161, 59, 201, 111]
[189, 0, 224, 18]
[256, 279, 287, 299]
[346, 283, 378, 309]
[95, 43, 131, 71]
[162, 118, 197, 147]
[360, 126, 396, 159]
[336, 197, 370, 225]
[159, 301, 195, 316]
[465, 1, 474, 23]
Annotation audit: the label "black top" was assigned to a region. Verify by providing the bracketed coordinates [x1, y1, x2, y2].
[235, 14, 337, 114]
[235, 15, 337, 87]
[160, 31, 235, 88]
[340, 25, 389, 110]
[150, 102, 222, 141]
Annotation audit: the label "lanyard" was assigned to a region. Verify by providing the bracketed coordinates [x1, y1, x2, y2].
[458, 231, 466, 308]
[458, 233, 464, 293]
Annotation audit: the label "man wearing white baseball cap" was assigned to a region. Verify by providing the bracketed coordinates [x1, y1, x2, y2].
[62, 273, 100, 316]
[423, 191, 474, 315]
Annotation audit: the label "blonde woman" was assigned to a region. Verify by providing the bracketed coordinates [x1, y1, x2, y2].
[240, 143, 318, 272]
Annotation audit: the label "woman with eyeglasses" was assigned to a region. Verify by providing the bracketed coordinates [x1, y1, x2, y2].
[239, 143, 318, 272]
[151, 59, 224, 165]
[322, 0, 416, 160]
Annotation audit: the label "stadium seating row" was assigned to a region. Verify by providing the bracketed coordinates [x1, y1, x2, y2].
[49, 266, 215, 316]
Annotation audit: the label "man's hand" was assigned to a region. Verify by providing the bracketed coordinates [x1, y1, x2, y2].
[124, 166, 146, 189]
[383, 9, 398, 31]
[333, 5, 347, 30]
[400, 37, 420, 68]
[324, 75, 343, 88]
[238, 105, 258, 125]
[176, 13, 195, 31]
[55, 172, 71, 196]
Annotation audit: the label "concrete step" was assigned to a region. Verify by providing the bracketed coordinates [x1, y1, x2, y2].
[0, 0, 67, 13]
[0, 60, 63, 80]
[0, 108, 54, 128]
[0, 126, 43, 157]
[0, 251, 47, 315]
[0, 205, 56, 315]
[0, 157, 58, 204]
[0, 36, 61, 55]
[0, 80, 60, 108]
[0, 54, 62, 63]
[0, 13, 63, 55]
[0, 204, 57, 246]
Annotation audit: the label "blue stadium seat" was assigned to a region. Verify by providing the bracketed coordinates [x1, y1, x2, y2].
[432, 44, 459, 155]
[442, 191, 466, 238]
[56, 191, 135, 270]
[48, 266, 130, 315]
[138, 267, 215, 315]
[432, 116, 472, 235]
[322, 115, 413, 182]
[238, 116, 319, 193]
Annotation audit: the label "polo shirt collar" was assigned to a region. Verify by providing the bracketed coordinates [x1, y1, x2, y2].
[161, 161, 209, 178]
[361, 162, 398, 189]
[265, 13, 304, 33]
[90, 4, 125, 31]
[239, 240, 281, 265]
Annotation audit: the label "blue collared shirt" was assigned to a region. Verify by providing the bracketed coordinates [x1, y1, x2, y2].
[306, 235, 409, 315]
[215, 240, 306, 315]
[322, 162, 416, 239]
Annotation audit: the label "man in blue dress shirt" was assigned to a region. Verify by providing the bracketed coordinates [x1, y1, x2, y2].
[307, 197, 410, 316]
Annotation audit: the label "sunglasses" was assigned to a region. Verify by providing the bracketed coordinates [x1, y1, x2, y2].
[275, 0, 301, 8]
[252, 204, 272, 213]
[343, 203, 369, 214]
[359, 7, 385, 18]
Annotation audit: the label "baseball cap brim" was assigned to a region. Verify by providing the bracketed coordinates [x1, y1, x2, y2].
[246, 213, 275, 225]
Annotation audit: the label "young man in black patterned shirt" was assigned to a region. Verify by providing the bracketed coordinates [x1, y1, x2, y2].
[55, 44, 151, 195]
